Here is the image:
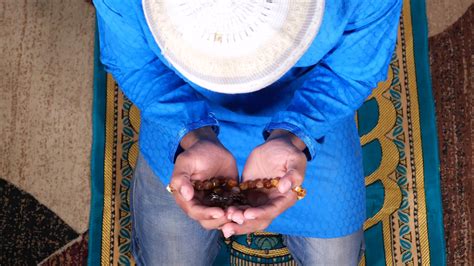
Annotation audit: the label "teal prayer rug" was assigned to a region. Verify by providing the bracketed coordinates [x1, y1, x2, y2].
[88, 0, 446, 264]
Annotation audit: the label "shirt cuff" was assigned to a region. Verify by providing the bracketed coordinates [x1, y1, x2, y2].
[170, 113, 220, 163]
[263, 121, 322, 161]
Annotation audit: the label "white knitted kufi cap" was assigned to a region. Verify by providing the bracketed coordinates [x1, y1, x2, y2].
[143, 0, 325, 94]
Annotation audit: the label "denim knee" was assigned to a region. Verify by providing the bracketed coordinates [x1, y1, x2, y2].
[283, 229, 365, 266]
[130, 154, 222, 265]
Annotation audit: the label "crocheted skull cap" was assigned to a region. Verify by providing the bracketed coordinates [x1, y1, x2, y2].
[143, 0, 325, 94]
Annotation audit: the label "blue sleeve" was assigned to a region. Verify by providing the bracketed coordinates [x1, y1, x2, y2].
[264, 0, 403, 160]
[94, 1, 219, 179]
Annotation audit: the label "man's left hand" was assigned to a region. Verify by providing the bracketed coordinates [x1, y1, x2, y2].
[220, 130, 308, 238]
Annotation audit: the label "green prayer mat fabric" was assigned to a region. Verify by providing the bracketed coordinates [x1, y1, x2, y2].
[88, 0, 446, 265]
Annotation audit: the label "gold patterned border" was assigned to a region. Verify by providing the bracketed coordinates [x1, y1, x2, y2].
[402, 1, 430, 264]
[356, 1, 430, 264]
[101, 75, 118, 265]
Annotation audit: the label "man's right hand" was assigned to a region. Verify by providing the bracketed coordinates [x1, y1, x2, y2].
[170, 126, 239, 230]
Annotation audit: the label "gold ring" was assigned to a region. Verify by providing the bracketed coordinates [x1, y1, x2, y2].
[166, 184, 176, 194]
[291, 186, 306, 200]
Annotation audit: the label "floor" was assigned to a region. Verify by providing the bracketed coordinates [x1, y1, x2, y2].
[0, 0, 472, 264]
[1, 0, 95, 234]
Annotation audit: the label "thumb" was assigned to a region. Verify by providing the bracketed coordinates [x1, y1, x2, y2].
[278, 152, 306, 193]
[277, 169, 303, 194]
[170, 175, 194, 201]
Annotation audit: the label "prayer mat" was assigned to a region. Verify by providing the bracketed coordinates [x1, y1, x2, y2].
[88, 0, 446, 265]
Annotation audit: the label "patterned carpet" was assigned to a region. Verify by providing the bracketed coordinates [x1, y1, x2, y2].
[0, 178, 80, 265]
[429, 4, 473, 264]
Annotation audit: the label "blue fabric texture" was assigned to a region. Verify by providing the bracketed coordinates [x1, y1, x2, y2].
[93, 0, 402, 238]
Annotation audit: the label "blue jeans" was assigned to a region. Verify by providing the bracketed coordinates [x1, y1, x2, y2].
[130, 154, 365, 265]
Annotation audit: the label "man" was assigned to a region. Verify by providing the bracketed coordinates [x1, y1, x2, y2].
[94, 0, 402, 264]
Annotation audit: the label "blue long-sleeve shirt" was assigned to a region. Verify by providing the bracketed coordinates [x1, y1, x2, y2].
[94, 0, 402, 238]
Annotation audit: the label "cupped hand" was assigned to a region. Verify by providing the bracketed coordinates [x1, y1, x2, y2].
[170, 127, 238, 230]
[221, 130, 307, 238]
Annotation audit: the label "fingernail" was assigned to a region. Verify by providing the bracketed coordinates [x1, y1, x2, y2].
[233, 216, 244, 225]
[279, 179, 291, 193]
[244, 213, 255, 220]
[223, 229, 234, 238]
[212, 213, 223, 219]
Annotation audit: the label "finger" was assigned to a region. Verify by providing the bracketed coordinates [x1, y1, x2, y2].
[221, 220, 269, 237]
[226, 205, 251, 219]
[278, 169, 303, 193]
[278, 151, 306, 193]
[170, 174, 194, 201]
[220, 222, 237, 238]
[243, 195, 293, 220]
[226, 206, 238, 220]
[221, 221, 254, 238]
[180, 199, 225, 220]
[230, 209, 245, 225]
[200, 215, 231, 230]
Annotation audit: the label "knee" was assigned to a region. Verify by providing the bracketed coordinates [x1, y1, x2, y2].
[131, 225, 222, 266]
[284, 230, 365, 266]
[134, 243, 219, 266]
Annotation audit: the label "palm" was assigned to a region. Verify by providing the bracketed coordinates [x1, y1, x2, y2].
[241, 139, 306, 207]
[221, 134, 308, 237]
[243, 146, 293, 180]
[174, 139, 238, 182]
